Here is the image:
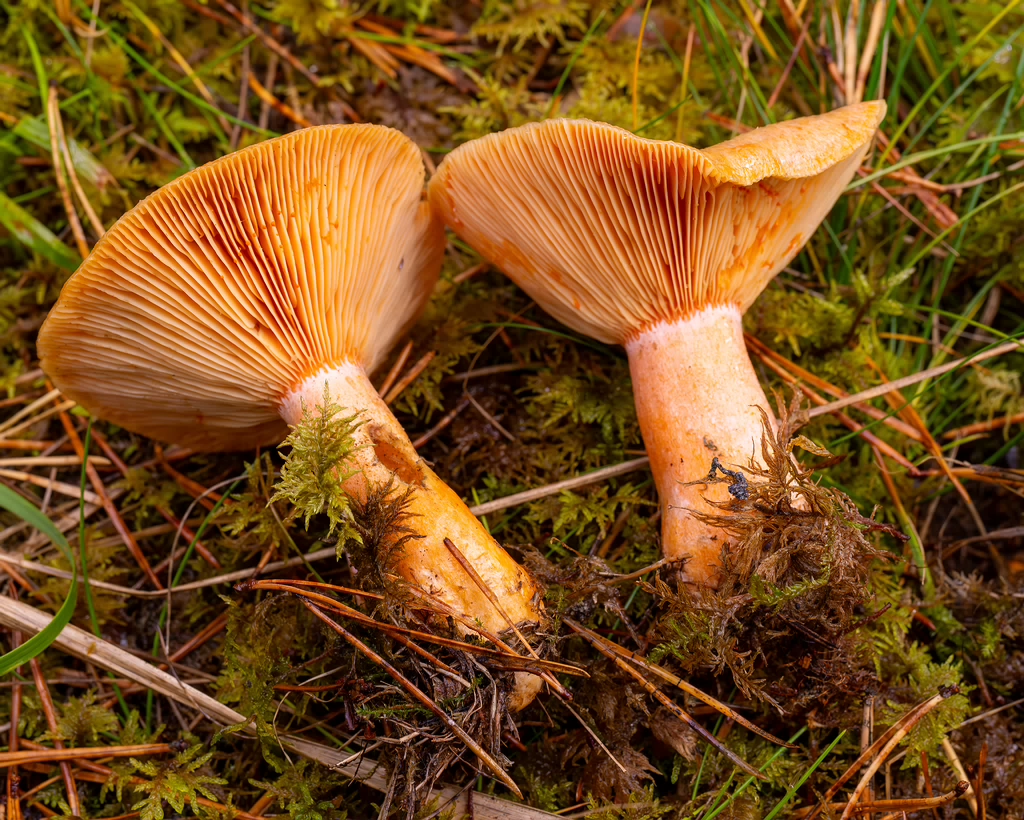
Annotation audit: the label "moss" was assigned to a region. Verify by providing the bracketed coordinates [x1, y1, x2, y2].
[650, 398, 897, 710]
[473, 0, 591, 54]
[273, 383, 365, 542]
[251, 761, 350, 820]
[745, 287, 856, 356]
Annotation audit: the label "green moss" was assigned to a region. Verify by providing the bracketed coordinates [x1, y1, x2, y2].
[473, 0, 590, 54]
[105, 737, 228, 820]
[252, 761, 349, 820]
[273, 383, 364, 543]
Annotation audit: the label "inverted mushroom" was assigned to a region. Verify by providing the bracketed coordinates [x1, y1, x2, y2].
[429, 102, 886, 587]
[38, 124, 543, 707]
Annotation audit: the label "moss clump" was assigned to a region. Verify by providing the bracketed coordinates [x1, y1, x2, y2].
[650, 397, 896, 711]
[273, 384, 365, 542]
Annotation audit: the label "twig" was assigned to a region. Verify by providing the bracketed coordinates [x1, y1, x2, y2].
[213, 0, 321, 86]
[942, 737, 978, 816]
[354, 21, 462, 87]
[854, 0, 886, 103]
[240, 579, 585, 678]
[377, 340, 414, 398]
[566, 619, 766, 781]
[562, 699, 628, 774]
[944, 411, 1024, 440]
[441, 538, 569, 701]
[168, 611, 230, 663]
[89, 430, 220, 569]
[767, 15, 810, 107]
[0, 547, 340, 599]
[46, 85, 89, 258]
[247, 72, 312, 128]
[230, 2, 251, 150]
[0, 388, 61, 434]
[949, 525, 1024, 544]
[746, 335, 923, 441]
[631, 0, 654, 131]
[976, 742, 987, 820]
[0, 468, 100, 503]
[0, 440, 60, 451]
[6, 590, 24, 820]
[384, 351, 436, 404]
[0, 400, 77, 440]
[444, 364, 542, 384]
[752, 346, 924, 472]
[157, 453, 229, 510]
[0, 456, 109, 468]
[806, 690, 957, 820]
[53, 88, 105, 238]
[465, 392, 516, 441]
[55, 406, 164, 589]
[563, 619, 790, 747]
[794, 782, 969, 817]
[453, 262, 488, 284]
[469, 457, 651, 517]
[413, 396, 470, 449]
[807, 341, 1022, 418]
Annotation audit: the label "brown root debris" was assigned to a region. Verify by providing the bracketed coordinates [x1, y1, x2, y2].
[650, 395, 900, 712]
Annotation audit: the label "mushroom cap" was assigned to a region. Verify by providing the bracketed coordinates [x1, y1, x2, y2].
[429, 101, 885, 345]
[39, 124, 443, 451]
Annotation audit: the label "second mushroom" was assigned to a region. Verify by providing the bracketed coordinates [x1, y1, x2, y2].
[429, 102, 886, 587]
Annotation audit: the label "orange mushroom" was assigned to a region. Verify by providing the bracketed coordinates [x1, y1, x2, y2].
[38, 124, 543, 708]
[429, 102, 886, 587]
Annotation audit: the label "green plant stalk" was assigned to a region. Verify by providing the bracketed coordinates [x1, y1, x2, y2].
[544, 10, 607, 119]
[851, 131, 1024, 190]
[79, 422, 100, 635]
[134, 84, 197, 170]
[74, 0, 272, 140]
[701, 727, 807, 820]
[880, 0, 1024, 164]
[762, 731, 847, 820]
[0, 489, 78, 675]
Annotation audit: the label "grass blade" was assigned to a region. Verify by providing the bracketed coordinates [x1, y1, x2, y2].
[0, 484, 79, 675]
[0, 190, 81, 271]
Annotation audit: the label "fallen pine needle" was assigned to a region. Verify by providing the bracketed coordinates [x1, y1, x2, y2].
[462, 338, 1022, 519]
[793, 781, 969, 817]
[0, 744, 175, 768]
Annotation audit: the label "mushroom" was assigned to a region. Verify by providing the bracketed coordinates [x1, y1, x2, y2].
[38, 124, 544, 707]
[428, 102, 886, 586]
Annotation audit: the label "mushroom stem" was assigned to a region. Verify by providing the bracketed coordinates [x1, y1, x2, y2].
[625, 305, 773, 586]
[281, 363, 544, 708]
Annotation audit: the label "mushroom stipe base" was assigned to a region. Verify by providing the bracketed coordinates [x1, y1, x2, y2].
[625, 305, 776, 586]
[281, 363, 544, 709]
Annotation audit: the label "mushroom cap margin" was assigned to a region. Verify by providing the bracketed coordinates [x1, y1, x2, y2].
[429, 101, 885, 345]
[39, 123, 444, 451]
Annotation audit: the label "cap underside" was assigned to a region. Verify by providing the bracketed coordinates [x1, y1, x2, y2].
[430, 101, 885, 345]
[38, 124, 444, 451]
